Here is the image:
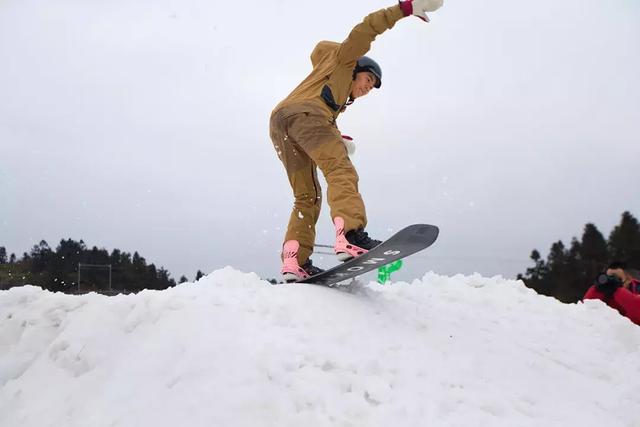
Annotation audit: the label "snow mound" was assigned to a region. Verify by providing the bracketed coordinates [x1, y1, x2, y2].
[1, 267, 639, 427]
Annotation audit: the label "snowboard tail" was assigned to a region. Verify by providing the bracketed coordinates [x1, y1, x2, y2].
[297, 224, 439, 287]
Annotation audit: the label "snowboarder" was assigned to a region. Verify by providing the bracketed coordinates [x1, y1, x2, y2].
[270, 0, 444, 282]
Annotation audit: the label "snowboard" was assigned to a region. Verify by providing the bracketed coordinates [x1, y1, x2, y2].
[297, 224, 439, 287]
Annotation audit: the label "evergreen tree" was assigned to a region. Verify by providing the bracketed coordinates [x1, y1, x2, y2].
[179, 275, 188, 283]
[29, 240, 52, 272]
[580, 223, 608, 264]
[520, 250, 550, 295]
[56, 239, 87, 289]
[525, 250, 546, 282]
[562, 238, 587, 303]
[27, 241, 56, 291]
[546, 241, 571, 302]
[157, 267, 174, 288]
[608, 211, 640, 267]
[195, 270, 205, 281]
[147, 264, 159, 289]
[0, 247, 6, 264]
[131, 252, 147, 291]
[578, 223, 608, 292]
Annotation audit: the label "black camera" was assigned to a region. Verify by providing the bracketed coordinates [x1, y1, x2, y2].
[595, 273, 623, 287]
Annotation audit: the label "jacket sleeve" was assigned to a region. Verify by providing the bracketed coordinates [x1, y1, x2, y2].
[612, 288, 640, 325]
[583, 285, 604, 301]
[337, 5, 405, 65]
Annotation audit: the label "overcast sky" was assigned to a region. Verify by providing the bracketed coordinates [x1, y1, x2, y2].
[1, 0, 639, 282]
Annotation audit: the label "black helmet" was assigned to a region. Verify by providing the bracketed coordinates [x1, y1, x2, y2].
[354, 56, 382, 89]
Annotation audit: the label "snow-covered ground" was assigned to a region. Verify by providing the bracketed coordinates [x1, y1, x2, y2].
[1, 268, 639, 427]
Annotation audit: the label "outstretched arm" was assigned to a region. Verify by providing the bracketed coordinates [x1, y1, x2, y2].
[336, 6, 404, 65]
[336, 1, 443, 65]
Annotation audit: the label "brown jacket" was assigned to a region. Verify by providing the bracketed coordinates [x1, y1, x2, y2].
[273, 5, 405, 122]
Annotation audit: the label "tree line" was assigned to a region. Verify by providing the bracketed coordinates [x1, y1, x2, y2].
[3, 212, 637, 297]
[0, 239, 205, 294]
[518, 211, 640, 303]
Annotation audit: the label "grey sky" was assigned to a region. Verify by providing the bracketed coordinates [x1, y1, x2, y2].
[1, 0, 639, 282]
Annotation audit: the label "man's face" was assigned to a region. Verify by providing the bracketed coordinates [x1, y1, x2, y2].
[350, 71, 376, 99]
[606, 268, 630, 288]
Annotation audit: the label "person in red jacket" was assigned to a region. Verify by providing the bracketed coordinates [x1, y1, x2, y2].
[584, 261, 640, 325]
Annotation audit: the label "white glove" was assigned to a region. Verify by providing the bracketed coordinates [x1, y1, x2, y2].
[400, 0, 444, 23]
[341, 135, 356, 157]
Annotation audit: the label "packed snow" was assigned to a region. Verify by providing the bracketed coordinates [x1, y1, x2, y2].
[1, 268, 639, 427]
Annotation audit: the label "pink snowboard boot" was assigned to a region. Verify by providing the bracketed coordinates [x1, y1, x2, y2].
[281, 240, 324, 283]
[333, 217, 381, 262]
